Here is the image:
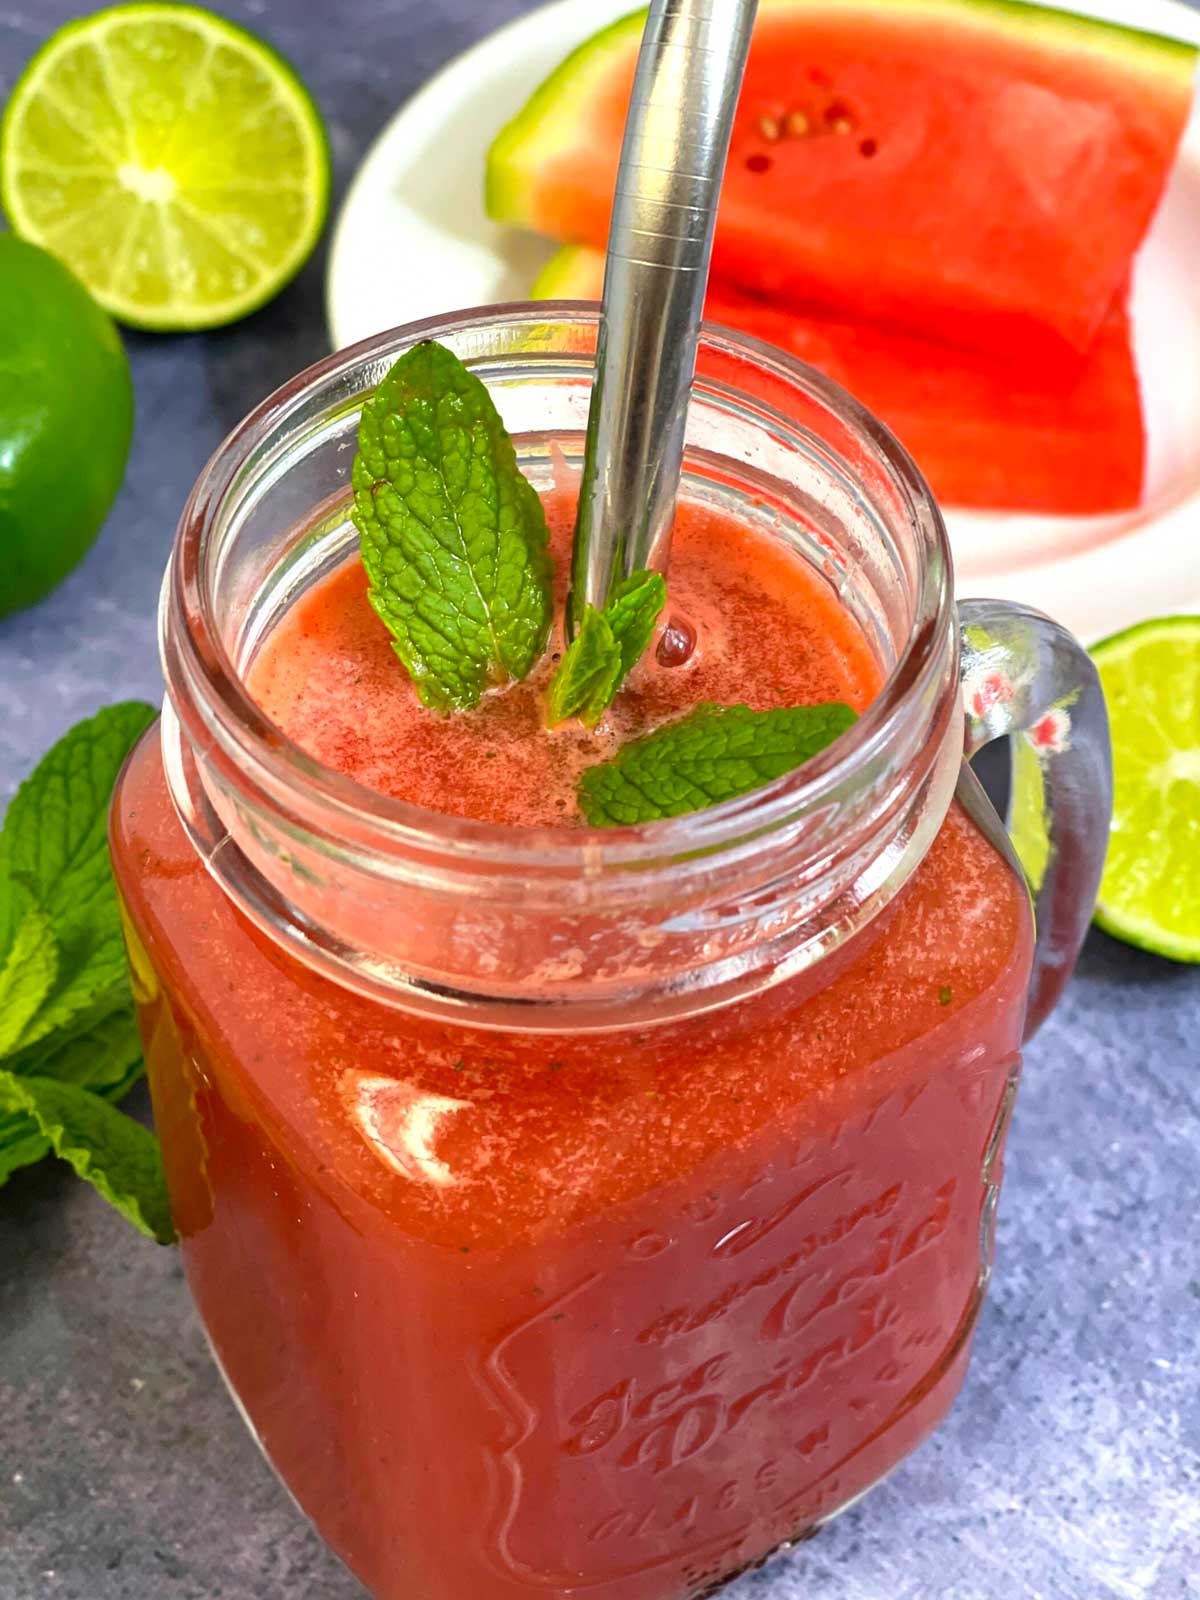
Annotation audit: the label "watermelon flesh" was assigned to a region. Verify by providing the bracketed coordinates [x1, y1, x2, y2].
[535, 246, 1144, 514]
[489, 0, 1196, 357]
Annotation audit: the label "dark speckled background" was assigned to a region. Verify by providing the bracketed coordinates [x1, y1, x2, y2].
[1, 3, 1198, 1597]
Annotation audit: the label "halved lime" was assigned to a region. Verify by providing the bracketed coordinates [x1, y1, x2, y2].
[1091, 616, 1200, 962]
[1, 3, 330, 331]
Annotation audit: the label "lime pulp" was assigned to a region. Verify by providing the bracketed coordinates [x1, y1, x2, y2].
[1091, 615, 1200, 963]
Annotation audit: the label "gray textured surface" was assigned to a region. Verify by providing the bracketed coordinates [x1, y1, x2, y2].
[1, 2, 1198, 1597]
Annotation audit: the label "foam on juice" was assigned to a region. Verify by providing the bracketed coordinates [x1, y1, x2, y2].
[246, 491, 881, 828]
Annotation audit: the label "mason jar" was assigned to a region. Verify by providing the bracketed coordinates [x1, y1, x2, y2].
[110, 307, 1110, 1600]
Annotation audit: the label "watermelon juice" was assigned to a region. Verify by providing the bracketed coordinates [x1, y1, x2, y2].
[109, 314, 1063, 1600]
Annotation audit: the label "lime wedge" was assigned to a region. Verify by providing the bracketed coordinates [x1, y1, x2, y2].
[1, 3, 330, 330]
[1091, 616, 1200, 962]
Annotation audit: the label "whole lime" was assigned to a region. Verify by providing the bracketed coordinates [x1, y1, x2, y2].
[0, 235, 134, 617]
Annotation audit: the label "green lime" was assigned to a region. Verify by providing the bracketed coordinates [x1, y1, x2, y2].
[1091, 615, 1200, 963]
[0, 235, 133, 618]
[1, 3, 330, 331]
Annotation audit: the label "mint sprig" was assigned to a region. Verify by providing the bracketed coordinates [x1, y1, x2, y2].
[349, 345, 856, 819]
[577, 701, 857, 826]
[352, 340, 554, 712]
[548, 569, 666, 727]
[0, 702, 172, 1243]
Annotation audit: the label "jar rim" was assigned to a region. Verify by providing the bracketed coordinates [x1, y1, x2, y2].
[164, 301, 953, 877]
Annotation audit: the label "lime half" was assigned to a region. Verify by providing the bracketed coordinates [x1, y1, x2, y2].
[1092, 616, 1200, 963]
[1, 3, 330, 330]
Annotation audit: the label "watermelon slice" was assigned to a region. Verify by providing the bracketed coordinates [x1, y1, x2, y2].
[489, 0, 1195, 356]
[534, 245, 1144, 514]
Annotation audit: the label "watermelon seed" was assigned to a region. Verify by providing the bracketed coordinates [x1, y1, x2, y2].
[745, 152, 772, 173]
[860, 138, 878, 158]
[785, 110, 811, 138]
[824, 99, 855, 132]
[756, 114, 782, 141]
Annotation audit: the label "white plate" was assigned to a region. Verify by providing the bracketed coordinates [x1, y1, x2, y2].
[327, 0, 1200, 642]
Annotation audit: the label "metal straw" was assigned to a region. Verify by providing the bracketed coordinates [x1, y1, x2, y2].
[568, 0, 759, 634]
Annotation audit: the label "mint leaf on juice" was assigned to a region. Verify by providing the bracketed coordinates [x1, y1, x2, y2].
[602, 569, 669, 679]
[547, 606, 621, 728]
[577, 701, 857, 826]
[352, 339, 554, 712]
[548, 569, 667, 727]
[0, 1071, 173, 1244]
[0, 903, 58, 1056]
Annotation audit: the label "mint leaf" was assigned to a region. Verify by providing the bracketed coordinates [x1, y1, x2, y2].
[604, 569, 669, 679]
[0, 904, 58, 1056]
[0, 1007, 145, 1189]
[0, 703, 157, 1223]
[0, 700, 157, 932]
[577, 701, 857, 826]
[0, 701, 157, 1029]
[0, 1072, 173, 1243]
[6, 993, 143, 1092]
[352, 340, 553, 711]
[90, 1054, 146, 1106]
[0, 1110, 55, 1184]
[548, 569, 666, 727]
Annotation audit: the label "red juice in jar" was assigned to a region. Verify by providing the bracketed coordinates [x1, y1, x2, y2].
[112, 312, 1110, 1600]
[114, 491, 1030, 1598]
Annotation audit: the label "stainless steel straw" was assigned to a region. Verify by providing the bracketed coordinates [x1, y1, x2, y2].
[568, 0, 759, 633]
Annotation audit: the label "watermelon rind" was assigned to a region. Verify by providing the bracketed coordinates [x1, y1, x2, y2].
[532, 243, 600, 297]
[486, 8, 645, 223]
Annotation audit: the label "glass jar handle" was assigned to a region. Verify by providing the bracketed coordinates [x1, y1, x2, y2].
[958, 599, 1112, 1039]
